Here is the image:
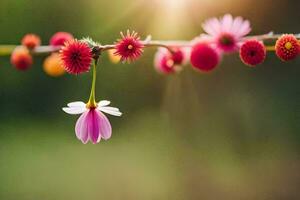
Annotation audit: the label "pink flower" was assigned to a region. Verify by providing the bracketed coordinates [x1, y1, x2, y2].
[50, 32, 74, 46]
[63, 100, 122, 144]
[60, 40, 92, 74]
[202, 14, 251, 53]
[114, 30, 144, 62]
[190, 42, 221, 72]
[154, 47, 188, 74]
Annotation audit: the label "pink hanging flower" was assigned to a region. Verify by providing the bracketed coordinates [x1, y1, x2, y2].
[114, 30, 144, 62]
[154, 47, 188, 74]
[202, 14, 251, 53]
[63, 100, 122, 144]
[60, 40, 92, 74]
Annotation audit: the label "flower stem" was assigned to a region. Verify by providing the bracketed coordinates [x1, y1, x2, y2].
[87, 60, 97, 108]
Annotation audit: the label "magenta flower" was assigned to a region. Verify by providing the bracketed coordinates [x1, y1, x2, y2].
[114, 30, 144, 62]
[154, 47, 188, 74]
[202, 14, 251, 53]
[63, 100, 122, 144]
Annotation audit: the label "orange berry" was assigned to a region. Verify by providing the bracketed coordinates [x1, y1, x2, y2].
[43, 53, 65, 77]
[108, 49, 121, 64]
[10, 47, 33, 70]
[21, 34, 41, 49]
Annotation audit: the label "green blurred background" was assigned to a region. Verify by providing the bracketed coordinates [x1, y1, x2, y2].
[0, 0, 299, 199]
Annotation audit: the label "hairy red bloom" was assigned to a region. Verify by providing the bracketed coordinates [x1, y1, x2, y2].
[114, 30, 144, 62]
[60, 40, 92, 75]
[190, 42, 220, 72]
[50, 32, 74, 46]
[240, 40, 266, 66]
[10, 47, 33, 70]
[21, 34, 41, 49]
[275, 34, 300, 61]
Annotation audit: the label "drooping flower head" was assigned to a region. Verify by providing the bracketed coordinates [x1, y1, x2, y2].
[63, 100, 122, 144]
[114, 30, 144, 62]
[21, 34, 41, 49]
[43, 53, 65, 77]
[202, 14, 251, 53]
[154, 47, 187, 74]
[240, 39, 266, 67]
[60, 40, 92, 74]
[10, 46, 33, 70]
[275, 34, 300, 61]
[50, 32, 74, 46]
[190, 42, 221, 72]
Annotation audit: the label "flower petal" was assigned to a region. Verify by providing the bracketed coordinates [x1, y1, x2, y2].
[98, 100, 111, 107]
[221, 14, 233, 32]
[62, 106, 87, 115]
[236, 20, 251, 37]
[98, 112, 112, 140]
[67, 101, 86, 108]
[87, 110, 101, 144]
[231, 17, 243, 34]
[98, 107, 122, 117]
[75, 111, 89, 144]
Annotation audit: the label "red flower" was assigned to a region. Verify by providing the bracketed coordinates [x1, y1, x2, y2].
[190, 42, 220, 72]
[275, 34, 300, 61]
[21, 34, 41, 49]
[50, 32, 74, 46]
[60, 40, 92, 75]
[10, 47, 33, 70]
[240, 40, 266, 66]
[114, 30, 144, 62]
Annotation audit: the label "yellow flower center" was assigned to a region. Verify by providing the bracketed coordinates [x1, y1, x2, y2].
[166, 59, 174, 67]
[285, 42, 293, 50]
[128, 45, 133, 50]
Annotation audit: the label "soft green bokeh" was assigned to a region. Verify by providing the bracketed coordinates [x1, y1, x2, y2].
[0, 0, 299, 199]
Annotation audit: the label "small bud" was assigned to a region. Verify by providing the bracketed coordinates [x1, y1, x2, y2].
[43, 53, 65, 77]
[50, 32, 74, 46]
[190, 42, 221, 72]
[108, 49, 121, 64]
[10, 47, 33, 70]
[21, 34, 41, 49]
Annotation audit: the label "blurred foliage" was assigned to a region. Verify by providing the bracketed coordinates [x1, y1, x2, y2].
[0, 0, 299, 199]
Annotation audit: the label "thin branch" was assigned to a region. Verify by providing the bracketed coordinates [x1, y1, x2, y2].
[0, 33, 298, 56]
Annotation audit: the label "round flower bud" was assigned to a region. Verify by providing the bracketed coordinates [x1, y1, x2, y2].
[43, 53, 65, 77]
[240, 39, 266, 66]
[10, 47, 33, 71]
[21, 34, 41, 49]
[108, 49, 121, 64]
[190, 42, 220, 72]
[50, 32, 74, 46]
[275, 34, 300, 61]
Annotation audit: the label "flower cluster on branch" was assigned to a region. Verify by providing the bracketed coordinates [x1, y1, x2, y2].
[1, 14, 299, 144]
